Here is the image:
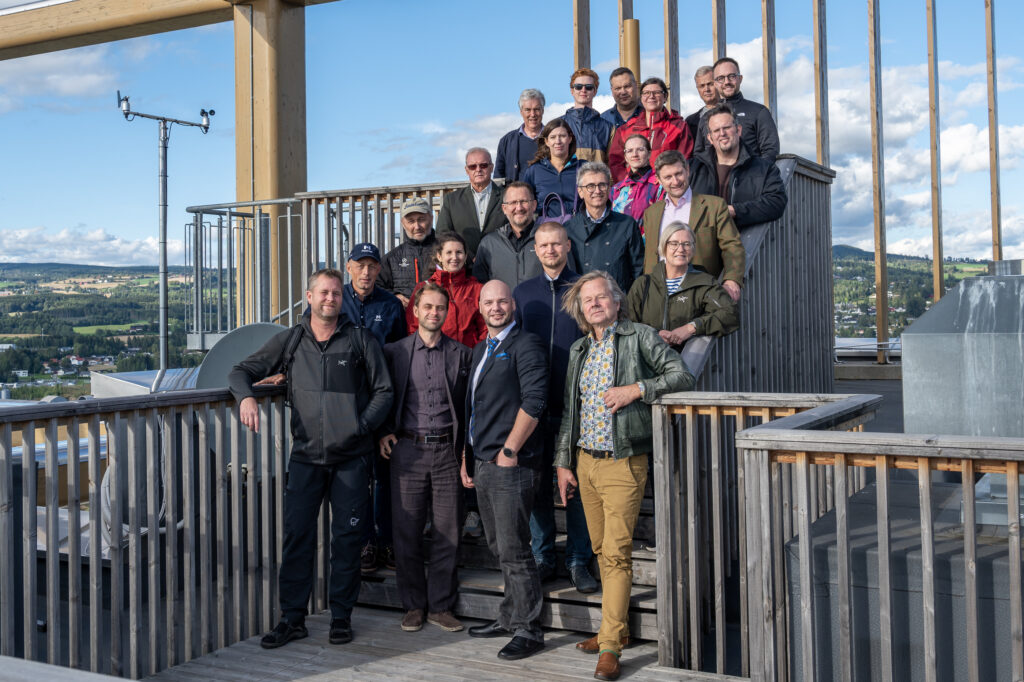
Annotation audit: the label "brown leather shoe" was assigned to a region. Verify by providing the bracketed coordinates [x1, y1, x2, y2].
[594, 651, 621, 680]
[427, 610, 463, 632]
[400, 609, 424, 632]
[575, 634, 630, 654]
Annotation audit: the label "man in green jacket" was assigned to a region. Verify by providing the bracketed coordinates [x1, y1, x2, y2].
[554, 271, 694, 680]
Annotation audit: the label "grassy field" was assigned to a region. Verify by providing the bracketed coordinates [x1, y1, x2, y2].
[72, 321, 148, 334]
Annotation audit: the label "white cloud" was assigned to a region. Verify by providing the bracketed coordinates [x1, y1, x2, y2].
[0, 45, 116, 111]
[0, 226, 184, 266]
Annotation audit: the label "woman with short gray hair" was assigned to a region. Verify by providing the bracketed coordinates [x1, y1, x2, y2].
[626, 221, 739, 349]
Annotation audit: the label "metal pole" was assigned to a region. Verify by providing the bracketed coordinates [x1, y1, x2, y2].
[151, 120, 169, 393]
[217, 216, 223, 333]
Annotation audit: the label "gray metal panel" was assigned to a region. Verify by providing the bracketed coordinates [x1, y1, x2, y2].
[903, 276, 1024, 335]
[195, 322, 288, 390]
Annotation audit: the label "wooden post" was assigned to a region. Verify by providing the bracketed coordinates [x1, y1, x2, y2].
[664, 0, 680, 113]
[712, 0, 726, 61]
[573, 0, 591, 70]
[623, 19, 641, 84]
[926, 0, 944, 301]
[985, 0, 1002, 261]
[761, 0, 777, 116]
[867, 0, 889, 364]
[813, 0, 830, 166]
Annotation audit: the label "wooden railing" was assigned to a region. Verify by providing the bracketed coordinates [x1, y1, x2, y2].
[736, 425, 1024, 682]
[651, 392, 881, 676]
[0, 387, 289, 679]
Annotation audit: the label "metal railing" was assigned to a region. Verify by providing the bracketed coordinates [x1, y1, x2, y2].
[652, 392, 881, 676]
[737, 424, 1024, 682]
[0, 387, 290, 679]
[183, 181, 470, 350]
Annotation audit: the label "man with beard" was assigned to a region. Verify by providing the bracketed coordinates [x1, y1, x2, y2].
[600, 67, 642, 129]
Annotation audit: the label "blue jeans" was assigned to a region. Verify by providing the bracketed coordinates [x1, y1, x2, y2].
[279, 457, 370, 624]
[474, 458, 544, 643]
[530, 420, 594, 569]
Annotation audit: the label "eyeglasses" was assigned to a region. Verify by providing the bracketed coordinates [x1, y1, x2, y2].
[572, 83, 596, 91]
[502, 199, 534, 208]
[466, 163, 491, 171]
[665, 240, 694, 251]
[580, 182, 609, 194]
[714, 73, 741, 83]
[641, 90, 666, 98]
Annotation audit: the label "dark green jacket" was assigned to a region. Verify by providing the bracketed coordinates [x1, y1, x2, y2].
[554, 318, 694, 468]
[626, 263, 739, 347]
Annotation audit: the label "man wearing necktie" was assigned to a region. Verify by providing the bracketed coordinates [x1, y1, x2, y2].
[461, 279, 548, 661]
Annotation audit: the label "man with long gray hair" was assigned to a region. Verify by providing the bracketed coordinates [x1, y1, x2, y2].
[495, 89, 545, 183]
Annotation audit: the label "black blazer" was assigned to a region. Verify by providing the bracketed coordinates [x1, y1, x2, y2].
[465, 324, 548, 474]
[383, 333, 473, 457]
[435, 183, 505, 260]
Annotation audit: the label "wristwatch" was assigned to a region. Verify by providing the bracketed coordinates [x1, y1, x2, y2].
[636, 381, 646, 399]
[501, 447, 516, 458]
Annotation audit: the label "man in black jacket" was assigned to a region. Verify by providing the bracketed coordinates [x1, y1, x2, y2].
[436, 148, 506, 261]
[688, 105, 787, 228]
[461, 279, 548, 661]
[495, 90, 544, 184]
[379, 198, 438, 306]
[692, 57, 780, 163]
[229, 268, 393, 649]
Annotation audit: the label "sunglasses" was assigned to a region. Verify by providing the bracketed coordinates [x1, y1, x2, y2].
[572, 83, 596, 91]
[466, 163, 491, 171]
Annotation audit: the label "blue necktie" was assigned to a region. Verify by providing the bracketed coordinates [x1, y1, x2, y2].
[470, 337, 501, 445]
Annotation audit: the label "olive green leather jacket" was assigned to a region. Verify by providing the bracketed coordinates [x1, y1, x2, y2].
[554, 318, 695, 468]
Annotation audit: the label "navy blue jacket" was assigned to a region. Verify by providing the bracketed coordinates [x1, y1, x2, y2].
[565, 206, 645, 294]
[513, 268, 582, 418]
[562, 106, 614, 163]
[601, 104, 643, 129]
[341, 283, 406, 348]
[495, 127, 539, 183]
[465, 324, 548, 472]
[521, 156, 580, 220]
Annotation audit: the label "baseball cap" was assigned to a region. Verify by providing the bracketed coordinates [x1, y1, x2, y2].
[401, 197, 431, 217]
[348, 243, 381, 263]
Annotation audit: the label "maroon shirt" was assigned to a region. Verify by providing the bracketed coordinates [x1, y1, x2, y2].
[399, 334, 454, 433]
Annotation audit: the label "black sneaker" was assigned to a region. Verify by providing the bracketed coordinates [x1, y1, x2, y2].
[569, 564, 599, 594]
[380, 544, 397, 571]
[329, 618, 353, 644]
[260, 620, 308, 649]
[360, 542, 378, 574]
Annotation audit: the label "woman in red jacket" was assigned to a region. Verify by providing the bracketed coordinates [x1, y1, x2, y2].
[609, 77, 694, 183]
[406, 232, 486, 346]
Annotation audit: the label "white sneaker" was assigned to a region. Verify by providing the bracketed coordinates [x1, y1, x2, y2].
[463, 511, 482, 539]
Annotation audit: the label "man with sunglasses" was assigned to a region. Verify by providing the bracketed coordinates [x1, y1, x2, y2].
[563, 68, 615, 165]
[437, 148, 506, 262]
[705, 57, 779, 163]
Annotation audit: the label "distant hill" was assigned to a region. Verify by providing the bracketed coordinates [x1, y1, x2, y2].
[0, 262, 188, 281]
[831, 245, 963, 263]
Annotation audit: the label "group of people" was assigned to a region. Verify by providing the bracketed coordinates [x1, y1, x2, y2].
[228, 56, 788, 682]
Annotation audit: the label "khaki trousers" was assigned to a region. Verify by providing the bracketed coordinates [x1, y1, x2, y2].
[576, 449, 648, 655]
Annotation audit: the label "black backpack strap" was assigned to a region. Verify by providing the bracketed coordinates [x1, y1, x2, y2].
[642, 275, 652, 309]
[277, 324, 305, 375]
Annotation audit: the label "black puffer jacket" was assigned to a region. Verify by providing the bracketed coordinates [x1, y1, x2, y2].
[378, 231, 438, 297]
[688, 141, 787, 228]
[228, 316, 393, 464]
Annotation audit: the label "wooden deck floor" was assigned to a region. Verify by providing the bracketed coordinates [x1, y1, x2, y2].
[146, 607, 719, 682]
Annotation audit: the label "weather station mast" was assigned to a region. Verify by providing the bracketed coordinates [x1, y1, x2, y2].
[116, 92, 214, 391]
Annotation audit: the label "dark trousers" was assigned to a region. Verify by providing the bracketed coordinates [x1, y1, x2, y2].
[530, 420, 594, 569]
[474, 459, 544, 642]
[389, 438, 462, 613]
[279, 457, 370, 624]
[362, 456, 393, 547]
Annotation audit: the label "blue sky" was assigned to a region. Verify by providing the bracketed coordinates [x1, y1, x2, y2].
[0, 0, 1021, 265]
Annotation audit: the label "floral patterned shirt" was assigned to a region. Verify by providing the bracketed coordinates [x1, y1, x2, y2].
[577, 322, 617, 451]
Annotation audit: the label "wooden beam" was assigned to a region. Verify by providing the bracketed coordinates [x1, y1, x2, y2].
[761, 0, 777, 116]
[985, 0, 1002, 261]
[812, 0, 830, 166]
[0, 0, 231, 61]
[867, 0, 888, 364]
[711, 0, 726, 61]
[926, 0, 944, 301]
[573, 0, 591, 70]
[664, 0, 680, 112]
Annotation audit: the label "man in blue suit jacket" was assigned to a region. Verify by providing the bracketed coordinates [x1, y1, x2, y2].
[461, 279, 548, 661]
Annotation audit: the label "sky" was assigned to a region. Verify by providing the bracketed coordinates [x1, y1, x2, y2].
[0, 0, 1022, 266]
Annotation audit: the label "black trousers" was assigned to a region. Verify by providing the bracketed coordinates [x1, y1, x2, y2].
[389, 438, 462, 613]
[278, 456, 370, 624]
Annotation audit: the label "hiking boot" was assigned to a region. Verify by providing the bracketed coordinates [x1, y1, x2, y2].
[329, 618, 353, 644]
[427, 610, 463, 632]
[569, 564, 599, 594]
[380, 544, 397, 571]
[260, 620, 308, 649]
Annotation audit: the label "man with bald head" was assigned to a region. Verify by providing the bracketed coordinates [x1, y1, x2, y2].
[462, 279, 548, 661]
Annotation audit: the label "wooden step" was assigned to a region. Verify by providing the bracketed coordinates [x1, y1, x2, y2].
[358, 568, 659, 640]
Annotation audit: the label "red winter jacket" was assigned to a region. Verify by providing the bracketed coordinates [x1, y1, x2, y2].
[406, 267, 486, 347]
[609, 108, 694, 183]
